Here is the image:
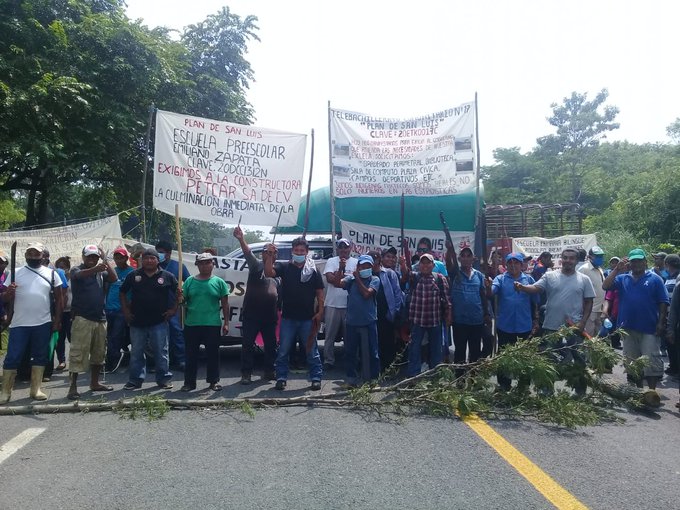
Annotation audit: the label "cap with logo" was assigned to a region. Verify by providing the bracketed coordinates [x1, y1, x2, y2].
[589, 245, 605, 256]
[357, 254, 374, 266]
[336, 238, 351, 248]
[113, 247, 129, 257]
[505, 252, 524, 263]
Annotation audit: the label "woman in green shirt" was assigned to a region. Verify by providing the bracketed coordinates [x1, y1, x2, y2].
[179, 252, 229, 391]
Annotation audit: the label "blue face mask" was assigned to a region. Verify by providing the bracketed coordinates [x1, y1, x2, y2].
[592, 255, 604, 267]
[359, 268, 373, 279]
[158, 253, 166, 263]
[292, 254, 306, 264]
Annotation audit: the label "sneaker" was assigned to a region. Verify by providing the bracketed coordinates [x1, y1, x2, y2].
[263, 370, 276, 381]
[123, 382, 140, 390]
[275, 380, 286, 390]
[157, 382, 173, 390]
[310, 381, 321, 391]
[240, 374, 252, 385]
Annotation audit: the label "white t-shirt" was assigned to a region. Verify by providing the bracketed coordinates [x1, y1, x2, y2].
[534, 270, 596, 330]
[324, 256, 358, 308]
[9, 265, 63, 327]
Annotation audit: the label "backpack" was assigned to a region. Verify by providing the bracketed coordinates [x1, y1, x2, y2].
[399, 272, 448, 324]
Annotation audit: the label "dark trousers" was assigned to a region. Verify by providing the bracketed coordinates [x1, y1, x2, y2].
[183, 325, 221, 386]
[55, 311, 72, 364]
[496, 330, 531, 391]
[377, 317, 397, 371]
[241, 319, 277, 375]
[453, 323, 484, 377]
[452, 323, 483, 364]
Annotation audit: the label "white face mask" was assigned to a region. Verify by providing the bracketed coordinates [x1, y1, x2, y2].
[359, 268, 373, 279]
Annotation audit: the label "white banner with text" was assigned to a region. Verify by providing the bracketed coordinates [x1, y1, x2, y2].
[153, 109, 307, 226]
[341, 220, 474, 258]
[512, 234, 598, 261]
[330, 102, 475, 198]
[0, 216, 123, 261]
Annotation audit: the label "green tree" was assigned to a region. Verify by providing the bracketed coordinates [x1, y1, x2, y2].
[536, 89, 620, 203]
[0, 0, 259, 231]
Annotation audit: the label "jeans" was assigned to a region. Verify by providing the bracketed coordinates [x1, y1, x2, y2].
[106, 310, 127, 367]
[345, 323, 380, 384]
[168, 312, 185, 366]
[3, 322, 52, 370]
[408, 324, 444, 377]
[128, 322, 172, 386]
[241, 319, 277, 375]
[184, 325, 221, 386]
[541, 329, 587, 395]
[322, 306, 346, 365]
[452, 323, 484, 365]
[377, 317, 397, 371]
[275, 319, 323, 382]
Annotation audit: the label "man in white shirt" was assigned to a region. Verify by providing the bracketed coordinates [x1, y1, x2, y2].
[1, 242, 63, 404]
[578, 245, 606, 337]
[322, 239, 357, 368]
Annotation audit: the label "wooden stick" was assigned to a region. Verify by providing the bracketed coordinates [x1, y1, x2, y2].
[302, 128, 315, 239]
[174, 204, 184, 326]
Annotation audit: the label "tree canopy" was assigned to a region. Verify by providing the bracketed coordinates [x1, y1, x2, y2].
[482, 90, 680, 249]
[0, 0, 258, 250]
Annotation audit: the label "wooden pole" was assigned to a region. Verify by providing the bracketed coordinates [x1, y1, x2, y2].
[174, 204, 184, 326]
[327, 101, 337, 255]
[302, 128, 315, 238]
[140, 104, 155, 243]
[473, 93, 482, 234]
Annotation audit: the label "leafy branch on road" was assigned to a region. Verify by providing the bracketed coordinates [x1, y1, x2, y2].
[0, 329, 659, 426]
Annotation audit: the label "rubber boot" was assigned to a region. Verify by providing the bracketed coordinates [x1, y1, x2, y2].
[29, 366, 48, 401]
[90, 365, 112, 392]
[67, 372, 80, 400]
[1, 369, 17, 405]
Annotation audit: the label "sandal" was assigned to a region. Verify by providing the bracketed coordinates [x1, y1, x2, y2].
[209, 383, 222, 391]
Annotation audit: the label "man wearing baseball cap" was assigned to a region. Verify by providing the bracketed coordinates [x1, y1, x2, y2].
[1, 242, 64, 404]
[120, 248, 179, 391]
[104, 247, 135, 372]
[491, 253, 540, 391]
[603, 248, 669, 390]
[333, 254, 381, 386]
[322, 238, 357, 369]
[66, 244, 117, 400]
[578, 245, 607, 337]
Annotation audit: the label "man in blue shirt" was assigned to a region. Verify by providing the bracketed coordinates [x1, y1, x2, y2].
[492, 253, 539, 391]
[603, 248, 669, 389]
[445, 245, 488, 378]
[105, 247, 135, 372]
[337, 254, 381, 387]
[155, 240, 191, 370]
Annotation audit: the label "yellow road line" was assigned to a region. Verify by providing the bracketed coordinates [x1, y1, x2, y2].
[463, 414, 588, 510]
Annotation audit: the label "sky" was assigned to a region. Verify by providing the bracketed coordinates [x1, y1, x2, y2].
[126, 0, 680, 194]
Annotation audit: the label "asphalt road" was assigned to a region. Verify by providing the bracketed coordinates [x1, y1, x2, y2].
[1, 345, 679, 509]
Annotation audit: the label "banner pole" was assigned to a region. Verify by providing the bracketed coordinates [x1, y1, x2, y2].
[174, 204, 184, 326]
[473, 92, 485, 261]
[140, 104, 156, 243]
[302, 128, 315, 239]
[327, 101, 337, 256]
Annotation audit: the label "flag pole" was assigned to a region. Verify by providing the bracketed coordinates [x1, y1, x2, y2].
[327, 101, 337, 256]
[302, 128, 315, 239]
[473, 92, 485, 261]
[140, 104, 156, 243]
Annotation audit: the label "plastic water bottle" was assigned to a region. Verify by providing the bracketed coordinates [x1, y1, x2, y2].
[603, 318, 613, 330]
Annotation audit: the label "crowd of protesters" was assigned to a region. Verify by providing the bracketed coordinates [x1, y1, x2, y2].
[1, 233, 678, 411]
